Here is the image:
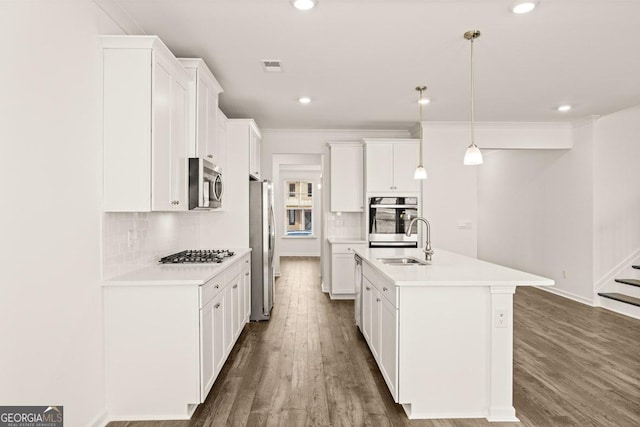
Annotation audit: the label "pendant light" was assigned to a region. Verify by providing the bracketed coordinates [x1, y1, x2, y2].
[463, 30, 483, 166]
[414, 85, 428, 180]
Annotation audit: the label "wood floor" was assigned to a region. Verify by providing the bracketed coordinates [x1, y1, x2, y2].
[109, 257, 640, 427]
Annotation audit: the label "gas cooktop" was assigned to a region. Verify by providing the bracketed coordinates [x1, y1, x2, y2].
[159, 249, 235, 264]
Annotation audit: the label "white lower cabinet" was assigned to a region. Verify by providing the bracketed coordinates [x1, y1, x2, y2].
[361, 264, 399, 402]
[379, 296, 398, 400]
[104, 253, 250, 420]
[242, 256, 251, 322]
[329, 241, 367, 297]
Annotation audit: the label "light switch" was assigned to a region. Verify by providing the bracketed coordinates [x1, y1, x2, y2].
[457, 220, 473, 230]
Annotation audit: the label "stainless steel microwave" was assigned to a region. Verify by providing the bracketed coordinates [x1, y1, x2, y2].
[188, 158, 223, 210]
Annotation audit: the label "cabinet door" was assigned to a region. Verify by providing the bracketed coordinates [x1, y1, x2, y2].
[231, 276, 241, 340]
[249, 127, 260, 179]
[200, 297, 215, 400]
[170, 76, 189, 209]
[212, 291, 225, 375]
[366, 144, 394, 192]
[330, 145, 364, 212]
[205, 84, 218, 161]
[371, 288, 381, 360]
[362, 278, 373, 344]
[392, 142, 420, 192]
[380, 297, 398, 401]
[243, 261, 251, 321]
[215, 109, 227, 182]
[195, 74, 209, 159]
[151, 58, 172, 210]
[332, 253, 356, 294]
[224, 285, 234, 356]
[151, 54, 188, 211]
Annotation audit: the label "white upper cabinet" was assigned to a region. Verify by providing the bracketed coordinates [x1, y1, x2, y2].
[216, 108, 228, 174]
[249, 123, 262, 179]
[102, 36, 191, 212]
[178, 59, 223, 164]
[227, 119, 261, 179]
[364, 139, 420, 193]
[329, 143, 364, 212]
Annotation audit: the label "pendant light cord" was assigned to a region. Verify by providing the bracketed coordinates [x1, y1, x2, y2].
[419, 88, 424, 166]
[470, 36, 475, 147]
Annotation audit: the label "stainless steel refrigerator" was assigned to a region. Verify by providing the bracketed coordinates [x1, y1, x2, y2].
[249, 180, 276, 321]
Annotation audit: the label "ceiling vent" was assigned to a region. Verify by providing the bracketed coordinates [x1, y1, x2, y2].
[262, 60, 282, 72]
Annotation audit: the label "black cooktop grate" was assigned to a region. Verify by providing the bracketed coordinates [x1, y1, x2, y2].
[159, 249, 235, 264]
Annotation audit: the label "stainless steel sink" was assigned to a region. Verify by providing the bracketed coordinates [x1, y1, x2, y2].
[377, 257, 429, 266]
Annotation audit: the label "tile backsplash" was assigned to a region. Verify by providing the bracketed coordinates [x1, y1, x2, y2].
[326, 212, 363, 239]
[102, 212, 200, 278]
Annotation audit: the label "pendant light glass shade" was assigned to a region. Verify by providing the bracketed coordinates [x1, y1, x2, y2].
[414, 86, 428, 180]
[463, 30, 483, 166]
[414, 165, 427, 179]
[464, 144, 483, 165]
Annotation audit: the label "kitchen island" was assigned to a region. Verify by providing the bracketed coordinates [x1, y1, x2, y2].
[353, 247, 554, 422]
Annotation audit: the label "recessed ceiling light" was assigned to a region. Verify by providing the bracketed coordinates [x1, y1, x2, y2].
[557, 105, 572, 112]
[298, 96, 311, 104]
[291, 0, 318, 11]
[512, 1, 537, 14]
[418, 98, 431, 105]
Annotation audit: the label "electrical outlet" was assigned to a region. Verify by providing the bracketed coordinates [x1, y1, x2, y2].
[127, 229, 137, 248]
[495, 309, 508, 328]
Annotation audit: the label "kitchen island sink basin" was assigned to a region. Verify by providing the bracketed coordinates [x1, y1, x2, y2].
[377, 257, 429, 266]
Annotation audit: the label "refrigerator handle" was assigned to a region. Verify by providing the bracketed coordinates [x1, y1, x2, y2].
[268, 204, 276, 264]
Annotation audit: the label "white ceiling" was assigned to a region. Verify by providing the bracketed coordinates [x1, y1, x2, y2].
[112, 0, 640, 130]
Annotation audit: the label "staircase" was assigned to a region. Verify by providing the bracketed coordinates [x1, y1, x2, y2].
[598, 265, 640, 318]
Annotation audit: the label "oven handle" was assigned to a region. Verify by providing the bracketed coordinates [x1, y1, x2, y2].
[369, 204, 417, 208]
[369, 241, 419, 247]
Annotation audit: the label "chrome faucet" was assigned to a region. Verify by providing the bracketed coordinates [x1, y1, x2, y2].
[406, 217, 434, 261]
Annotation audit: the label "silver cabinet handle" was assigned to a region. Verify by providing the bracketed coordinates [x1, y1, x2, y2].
[383, 287, 388, 292]
[214, 303, 221, 309]
[215, 285, 219, 289]
[376, 298, 381, 302]
[171, 200, 180, 205]
[207, 154, 213, 158]
[245, 272, 249, 276]
[233, 284, 238, 289]
[365, 286, 371, 291]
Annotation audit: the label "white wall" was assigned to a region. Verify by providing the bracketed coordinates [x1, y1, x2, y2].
[0, 2, 124, 425]
[477, 119, 596, 304]
[420, 122, 574, 259]
[422, 124, 479, 257]
[593, 105, 640, 284]
[278, 169, 322, 256]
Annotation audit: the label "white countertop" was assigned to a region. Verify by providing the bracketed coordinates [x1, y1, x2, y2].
[327, 237, 367, 244]
[103, 248, 252, 286]
[354, 247, 554, 287]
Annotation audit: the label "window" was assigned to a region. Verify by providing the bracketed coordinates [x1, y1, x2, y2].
[284, 180, 313, 237]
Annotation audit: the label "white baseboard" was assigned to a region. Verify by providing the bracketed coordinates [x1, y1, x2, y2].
[598, 296, 640, 320]
[88, 409, 108, 427]
[329, 293, 355, 300]
[279, 253, 321, 257]
[534, 285, 594, 306]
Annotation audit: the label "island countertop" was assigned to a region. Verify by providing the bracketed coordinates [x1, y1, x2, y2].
[353, 247, 554, 288]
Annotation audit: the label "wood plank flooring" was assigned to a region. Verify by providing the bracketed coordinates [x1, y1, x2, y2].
[109, 257, 640, 427]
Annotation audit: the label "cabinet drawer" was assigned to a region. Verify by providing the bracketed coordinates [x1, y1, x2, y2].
[224, 259, 242, 286]
[363, 262, 398, 308]
[331, 243, 366, 254]
[200, 274, 224, 308]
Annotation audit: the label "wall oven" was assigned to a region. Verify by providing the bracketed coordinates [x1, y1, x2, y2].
[368, 196, 418, 247]
[188, 158, 223, 210]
